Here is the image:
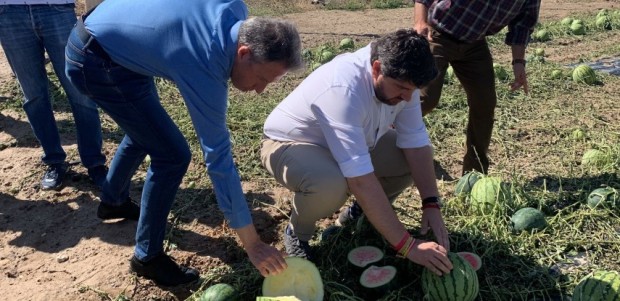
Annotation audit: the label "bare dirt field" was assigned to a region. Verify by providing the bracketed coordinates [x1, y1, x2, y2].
[0, 1, 619, 300]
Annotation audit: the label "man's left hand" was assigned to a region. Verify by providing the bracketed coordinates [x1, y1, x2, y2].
[420, 208, 450, 250]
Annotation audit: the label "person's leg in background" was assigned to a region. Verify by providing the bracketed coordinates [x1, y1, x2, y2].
[0, 5, 67, 189]
[38, 3, 108, 187]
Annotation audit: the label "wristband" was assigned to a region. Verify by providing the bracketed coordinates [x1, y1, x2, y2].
[393, 232, 410, 251]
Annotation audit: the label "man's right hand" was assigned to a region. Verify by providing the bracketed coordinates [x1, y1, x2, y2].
[407, 239, 452, 275]
[414, 21, 432, 41]
[246, 240, 288, 277]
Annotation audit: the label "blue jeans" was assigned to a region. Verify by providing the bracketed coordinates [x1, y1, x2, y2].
[0, 4, 104, 168]
[65, 24, 192, 261]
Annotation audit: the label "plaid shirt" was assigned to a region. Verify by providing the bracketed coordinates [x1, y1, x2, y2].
[415, 0, 540, 45]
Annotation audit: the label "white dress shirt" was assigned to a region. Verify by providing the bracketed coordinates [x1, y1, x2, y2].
[264, 44, 431, 178]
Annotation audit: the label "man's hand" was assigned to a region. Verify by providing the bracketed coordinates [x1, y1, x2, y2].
[414, 21, 432, 41]
[511, 63, 529, 94]
[245, 240, 288, 277]
[407, 239, 452, 275]
[420, 208, 450, 250]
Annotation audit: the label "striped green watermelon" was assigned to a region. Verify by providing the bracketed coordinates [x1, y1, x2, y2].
[200, 283, 239, 301]
[470, 177, 512, 215]
[572, 270, 620, 301]
[422, 253, 479, 301]
[561, 17, 574, 26]
[573, 65, 597, 85]
[455, 171, 482, 196]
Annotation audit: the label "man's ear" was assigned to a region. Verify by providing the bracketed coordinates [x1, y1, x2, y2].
[237, 45, 251, 61]
[371, 60, 382, 79]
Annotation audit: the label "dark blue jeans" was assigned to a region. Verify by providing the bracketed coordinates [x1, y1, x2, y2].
[0, 4, 104, 168]
[65, 23, 191, 261]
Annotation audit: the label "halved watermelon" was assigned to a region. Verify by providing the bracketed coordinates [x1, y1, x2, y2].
[262, 257, 323, 301]
[456, 252, 482, 272]
[347, 246, 384, 268]
[256, 297, 302, 301]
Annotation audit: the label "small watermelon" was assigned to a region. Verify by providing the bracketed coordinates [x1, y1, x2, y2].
[597, 8, 610, 18]
[570, 22, 586, 35]
[347, 246, 384, 268]
[455, 171, 483, 196]
[510, 207, 547, 232]
[339, 38, 355, 50]
[200, 283, 239, 301]
[319, 51, 335, 64]
[587, 187, 619, 209]
[596, 16, 612, 30]
[561, 17, 574, 26]
[359, 265, 397, 297]
[456, 252, 482, 272]
[581, 149, 610, 168]
[572, 65, 597, 85]
[551, 69, 563, 79]
[422, 252, 479, 301]
[534, 48, 545, 57]
[570, 128, 585, 140]
[572, 270, 620, 301]
[256, 297, 302, 301]
[470, 177, 512, 215]
[262, 257, 324, 301]
[533, 29, 550, 42]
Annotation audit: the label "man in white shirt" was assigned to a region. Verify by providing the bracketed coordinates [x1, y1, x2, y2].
[261, 29, 453, 275]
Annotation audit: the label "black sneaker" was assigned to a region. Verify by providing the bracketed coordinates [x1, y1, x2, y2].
[129, 253, 199, 286]
[283, 224, 313, 260]
[336, 201, 364, 226]
[41, 163, 67, 190]
[87, 165, 108, 189]
[97, 198, 140, 221]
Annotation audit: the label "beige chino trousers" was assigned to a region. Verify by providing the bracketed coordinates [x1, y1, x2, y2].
[260, 130, 413, 241]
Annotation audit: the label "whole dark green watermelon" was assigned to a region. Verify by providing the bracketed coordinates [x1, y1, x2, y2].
[510, 207, 547, 232]
[200, 283, 239, 301]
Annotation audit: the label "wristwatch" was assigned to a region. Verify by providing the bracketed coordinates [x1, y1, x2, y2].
[422, 196, 443, 208]
[511, 58, 526, 66]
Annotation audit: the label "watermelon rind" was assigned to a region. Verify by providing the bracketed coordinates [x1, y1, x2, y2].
[200, 283, 239, 301]
[262, 257, 324, 301]
[456, 252, 482, 272]
[256, 297, 302, 301]
[572, 270, 620, 301]
[510, 207, 547, 232]
[347, 246, 384, 268]
[422, 253, 479, 301]
[587, 187, 619, 209]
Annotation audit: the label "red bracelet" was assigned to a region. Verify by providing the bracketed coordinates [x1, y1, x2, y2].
[393, 232, 410, 251]
[422, 203, 441, 210]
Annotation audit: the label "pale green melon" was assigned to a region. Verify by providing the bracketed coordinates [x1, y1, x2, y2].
[571, 22, 586, 35]
[262, 257, 324, 301]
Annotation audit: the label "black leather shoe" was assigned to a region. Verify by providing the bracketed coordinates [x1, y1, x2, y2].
[130, 253, 199, 286]
[87, 165, 108, 189]
[41, 163, 67, 190]
[97, 198, 140, 221]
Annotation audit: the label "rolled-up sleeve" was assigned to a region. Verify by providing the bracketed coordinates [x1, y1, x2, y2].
[176, 75, 252, 229]
[394, 90, 431, 149]
[505, 0, 540, 45]
[414, 0, 432, 7]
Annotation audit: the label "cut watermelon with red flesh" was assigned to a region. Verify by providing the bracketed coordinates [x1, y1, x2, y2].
[347, 246, 384, 268]
[457, 252, 482, 271]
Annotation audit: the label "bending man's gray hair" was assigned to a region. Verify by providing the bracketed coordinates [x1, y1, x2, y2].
[238, 17, 303, 70]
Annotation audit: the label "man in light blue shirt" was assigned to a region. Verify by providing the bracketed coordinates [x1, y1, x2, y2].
[65, 0, 302, 286]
